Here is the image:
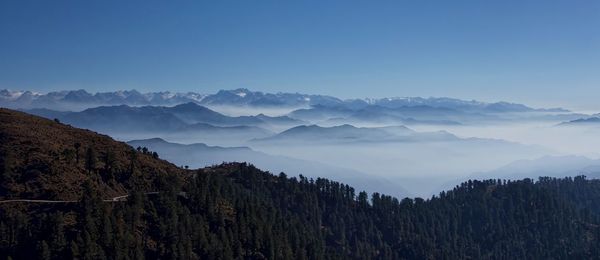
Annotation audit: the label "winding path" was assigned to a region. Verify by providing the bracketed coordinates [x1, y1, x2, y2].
[0, 191, 186, 204]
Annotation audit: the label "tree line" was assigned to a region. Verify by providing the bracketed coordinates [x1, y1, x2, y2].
[2, 161, 600, 259]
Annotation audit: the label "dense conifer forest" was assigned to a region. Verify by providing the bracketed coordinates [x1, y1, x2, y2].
[2, 108, 600, 259]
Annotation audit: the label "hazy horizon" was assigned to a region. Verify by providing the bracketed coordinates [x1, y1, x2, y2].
[2, 1, 600, 110]
[2, 87, 595, 113]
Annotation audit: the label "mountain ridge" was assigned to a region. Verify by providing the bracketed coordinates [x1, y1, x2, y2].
[1, 88, 568, 113]
[252, 124, 460, 144]
[559, 117, 600, 126]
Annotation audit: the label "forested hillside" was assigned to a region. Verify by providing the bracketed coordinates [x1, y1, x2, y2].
[2, 109, 600, 259]
[0, 108, 187, 200]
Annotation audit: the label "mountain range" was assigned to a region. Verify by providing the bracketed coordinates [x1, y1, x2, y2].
[1, 88, 568, 113]
[21, 102, 484, 147]
[24, 102, 300, 133]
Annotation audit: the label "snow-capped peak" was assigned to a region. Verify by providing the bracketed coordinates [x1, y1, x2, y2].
[0, 89, 26, 100]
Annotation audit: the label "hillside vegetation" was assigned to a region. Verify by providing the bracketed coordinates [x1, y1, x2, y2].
[0, 108, 187, 200]
[1, 109, 600, 259]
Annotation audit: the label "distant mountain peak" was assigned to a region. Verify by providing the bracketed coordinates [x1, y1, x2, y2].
[0, 88, 569, 113]
[129, 137, 168, 144]
[557, 117, 600, 126]
[172, 101, 205, 109]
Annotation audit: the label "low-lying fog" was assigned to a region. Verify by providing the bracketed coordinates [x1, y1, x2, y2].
[250, 140, 551, 197]
[410, 123, 600, 158]
[120, 111, 600, 198]
[27, 102, 600, 198]
[206, 105, 302, 117]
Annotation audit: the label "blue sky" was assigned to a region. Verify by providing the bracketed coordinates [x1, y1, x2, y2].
[1, 0, 599, 109]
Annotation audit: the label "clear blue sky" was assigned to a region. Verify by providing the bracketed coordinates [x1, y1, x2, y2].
[1, 0, 599, 109]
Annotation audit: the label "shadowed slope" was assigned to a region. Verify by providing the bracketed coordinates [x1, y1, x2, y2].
[0, 108, 187, 200]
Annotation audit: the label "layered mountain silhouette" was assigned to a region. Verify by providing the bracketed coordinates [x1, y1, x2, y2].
[559, 117, 600, 126]
[252, 124, 459, 144]
[1, 88, 567, 114]
[127, 138, 410, 198]
[24, 103, 300, 135]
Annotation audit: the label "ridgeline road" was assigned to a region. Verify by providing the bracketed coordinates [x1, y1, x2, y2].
[0, 191, 186, 204]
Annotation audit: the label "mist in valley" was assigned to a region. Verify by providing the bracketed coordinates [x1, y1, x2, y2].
[12, 90, 600, 199]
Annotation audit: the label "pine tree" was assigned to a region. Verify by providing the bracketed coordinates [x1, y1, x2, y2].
[37, 240, 51, 260]
[85, 147, 97, 174]
[74, 142, 81, 164]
